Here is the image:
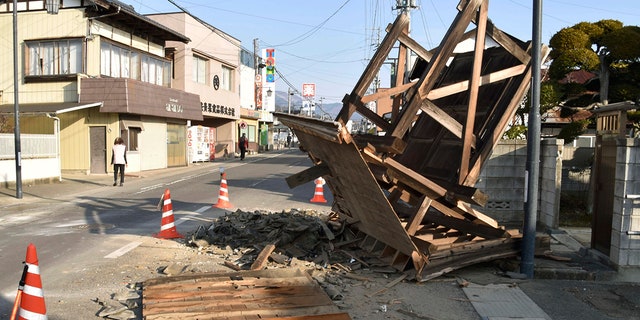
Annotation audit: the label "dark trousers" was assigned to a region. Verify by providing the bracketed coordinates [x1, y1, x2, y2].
[113, 164, 125, 183]
[240, 148, 246, 160]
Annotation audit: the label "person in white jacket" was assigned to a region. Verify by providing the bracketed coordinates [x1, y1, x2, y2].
[111, 137, 128, 186]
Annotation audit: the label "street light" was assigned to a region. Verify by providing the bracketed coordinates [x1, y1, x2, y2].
[12, 0, 60, 199]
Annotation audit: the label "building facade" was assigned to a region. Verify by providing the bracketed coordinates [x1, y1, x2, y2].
[0, 0, 203, 176]
[147, 12, 257, 159]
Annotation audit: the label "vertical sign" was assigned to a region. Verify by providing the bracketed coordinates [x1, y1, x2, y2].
[262, 48, 276, 112]
[255, 74, 262, 110]
[265, 48, 275, 83]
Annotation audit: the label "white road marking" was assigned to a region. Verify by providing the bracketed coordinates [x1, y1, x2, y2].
[104, 241, 143, 259]
[174, 206, 209, 225]
[250, 179, 267, 187]
[195, 206, 210, 214]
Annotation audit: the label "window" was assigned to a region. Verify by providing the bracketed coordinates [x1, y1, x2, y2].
[25, 39, 83, 76]
[193, 55, 207, 84]
[101, 41, 170, 86]
[221, 65, 233, 91]
[247, 125, 256, 142]
[121, 128, 141, 151]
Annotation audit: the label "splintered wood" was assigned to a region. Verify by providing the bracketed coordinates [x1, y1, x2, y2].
[142, 269, 351, 320]
[276, 0, 548, 282]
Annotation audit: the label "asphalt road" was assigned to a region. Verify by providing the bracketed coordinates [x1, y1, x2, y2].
[1, 148, 639, 320]
[0, 148, 333, 318]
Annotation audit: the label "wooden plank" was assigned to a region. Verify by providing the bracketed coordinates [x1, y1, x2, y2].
[462, 46, 548, 186]
[361, 81, 416, 104]
[336, 14, 409, 123]
[405, 195, 432, 236]
[397, 32, 433, 63]
[285, 164, 330, 188]
[143, 269, 349, 320]
[250, 243, 276, 270]
[353, 135, 407, 154]
[350, 100, 392, 132]
[390, 0, 483, 139]
[426, 64, 526, 100]
[383, 157, 449, 200]
[485, 19, 531, 64]
[424, 205, 509, 239]
[419, 99, 473, 147]
[459, 0, 488, 184]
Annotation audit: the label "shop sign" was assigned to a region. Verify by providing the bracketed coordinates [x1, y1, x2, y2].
[201, 101, 236, 117]
[166, 98, 184, 113]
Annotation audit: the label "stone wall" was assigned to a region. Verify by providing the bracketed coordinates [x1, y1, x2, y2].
[610, 138, 640, 268]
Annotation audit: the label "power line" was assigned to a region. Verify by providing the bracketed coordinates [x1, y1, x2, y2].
[274, 0, 353, 47]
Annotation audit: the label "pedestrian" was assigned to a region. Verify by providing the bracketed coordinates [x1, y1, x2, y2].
[111, 137, 127, 186]
[239, 133, 248, 160]
[286, 134, 292, 148]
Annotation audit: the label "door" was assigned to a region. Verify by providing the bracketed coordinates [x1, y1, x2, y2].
[90, 126, 107, 174]
[591, 136, 616, 255]
[167, 123, 186, 167]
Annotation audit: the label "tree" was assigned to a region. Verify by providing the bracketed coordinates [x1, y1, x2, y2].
[548, 20, 640, 105]
[504, 80, 562, 139]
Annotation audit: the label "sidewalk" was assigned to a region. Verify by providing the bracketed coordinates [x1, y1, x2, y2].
[0, 149, 274, 208]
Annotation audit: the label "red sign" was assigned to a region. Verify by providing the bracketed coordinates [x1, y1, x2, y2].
[302, 83, 316, 97]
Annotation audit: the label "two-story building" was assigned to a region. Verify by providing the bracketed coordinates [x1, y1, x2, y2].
[0, 0, 203, 177]
[146, 11, 258, 159]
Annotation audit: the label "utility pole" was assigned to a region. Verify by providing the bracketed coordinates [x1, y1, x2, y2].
[13, 0, 22, 199]
[253, 38, 260, 75]
[522, 0, 543, 279]
[287, 87, 292, 114]
[396, 0, 416, 82]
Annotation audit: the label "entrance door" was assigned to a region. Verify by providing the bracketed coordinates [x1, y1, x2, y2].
[90, 126, 107, 174]
[591, 136, 616, 255]
[167, 123, 186, 167]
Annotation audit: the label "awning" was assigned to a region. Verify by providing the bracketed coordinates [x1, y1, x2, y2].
[120, 119, 144, 131]
[0, 102, 103, 115]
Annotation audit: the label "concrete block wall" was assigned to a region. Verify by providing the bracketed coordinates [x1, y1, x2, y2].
[473, 139, 562, 228]
[610, 138, 640, 267]
[474, 140, 527, 226]
[539, 139, 563, 229]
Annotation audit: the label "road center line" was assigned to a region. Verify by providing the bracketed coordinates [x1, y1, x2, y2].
[104, 241, 143, 259]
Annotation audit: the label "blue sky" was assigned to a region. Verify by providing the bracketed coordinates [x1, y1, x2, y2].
[130, 0, 640, 104]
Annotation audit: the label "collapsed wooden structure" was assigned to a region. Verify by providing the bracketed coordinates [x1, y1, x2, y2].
[277, 0, 548, 281]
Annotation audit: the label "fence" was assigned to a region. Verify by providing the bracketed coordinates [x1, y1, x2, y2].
[0, 133, 60, 186]
[0, 133, 57, 159]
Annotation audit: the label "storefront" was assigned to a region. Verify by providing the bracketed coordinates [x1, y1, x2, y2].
[239, 108, 261, 154]
[79, 78, 203, 170]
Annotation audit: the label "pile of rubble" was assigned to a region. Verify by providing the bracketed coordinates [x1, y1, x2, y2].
[95, 208, 402, 319]
[186, 208, 340, 267]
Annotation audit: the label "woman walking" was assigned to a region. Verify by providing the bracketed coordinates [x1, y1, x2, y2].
[111, 137, 127, 186]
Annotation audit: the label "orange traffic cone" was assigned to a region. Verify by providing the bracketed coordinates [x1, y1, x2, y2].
[154, 189, 184, 239]
[17, 243, 47, 320]
[214, 172, 233, 209]
[310, 177, 327, 203]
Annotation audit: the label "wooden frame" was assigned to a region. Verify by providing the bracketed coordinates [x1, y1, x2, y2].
[276, 0, 548, 281]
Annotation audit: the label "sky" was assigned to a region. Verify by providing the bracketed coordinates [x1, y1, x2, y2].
[129, 0, 640, 105]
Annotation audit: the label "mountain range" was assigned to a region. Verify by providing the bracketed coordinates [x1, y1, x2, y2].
[273, 90, 342, 118]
